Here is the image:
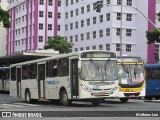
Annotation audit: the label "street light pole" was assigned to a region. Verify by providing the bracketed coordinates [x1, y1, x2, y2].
[120, 1, 123, 56]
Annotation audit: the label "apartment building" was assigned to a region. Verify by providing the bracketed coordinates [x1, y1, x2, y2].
[0, 0, 8, 56]
[7, 0, 157, 63]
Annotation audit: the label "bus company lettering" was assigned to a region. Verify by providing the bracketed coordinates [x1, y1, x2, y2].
[46, 80, 60, 85]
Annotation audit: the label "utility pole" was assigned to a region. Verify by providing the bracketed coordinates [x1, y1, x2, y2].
[120, 0, 123, 56]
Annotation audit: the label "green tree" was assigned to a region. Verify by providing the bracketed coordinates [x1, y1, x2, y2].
[146, 12, 160, 44]
[44, 36, 73, 53]
[0, 8, 10, 28]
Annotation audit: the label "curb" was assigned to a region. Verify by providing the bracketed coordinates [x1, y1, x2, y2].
[144, 100, 160, 103]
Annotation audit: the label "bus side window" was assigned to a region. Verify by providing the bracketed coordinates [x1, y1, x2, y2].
[158, 69, 160, 79]
[58, 58, 69, 77]
[29, 63, 37, 79]
[22, 65, 29, 80]
[11, 67, 16, 81]
[49, 60, 58, 77]
[151, 68, 158, 79]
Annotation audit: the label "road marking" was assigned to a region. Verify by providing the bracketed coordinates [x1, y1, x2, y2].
[0, 102, 41, 109]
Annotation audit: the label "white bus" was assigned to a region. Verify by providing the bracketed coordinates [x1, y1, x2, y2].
[0, 67, 10, 92]
[10, 50, 119, 106]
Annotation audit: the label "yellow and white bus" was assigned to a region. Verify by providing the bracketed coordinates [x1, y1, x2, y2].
[117, 56, 145, 102]
[10, 50, 119, 106]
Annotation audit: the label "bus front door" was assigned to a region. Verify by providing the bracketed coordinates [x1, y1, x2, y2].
[38, 64, 45, 99]
[17, 68, 21, 98]
[70, 58, 79, 98]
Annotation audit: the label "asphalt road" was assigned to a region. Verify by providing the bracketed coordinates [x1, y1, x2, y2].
[0, 93, 160, 120]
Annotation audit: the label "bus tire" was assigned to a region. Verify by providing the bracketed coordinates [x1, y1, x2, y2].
[120, 98, 129, 103]
[60, 90, 71, 106]
[144, 96, 152, 100]
[154, 96, 160, 100]
[91, 99, 101, 106]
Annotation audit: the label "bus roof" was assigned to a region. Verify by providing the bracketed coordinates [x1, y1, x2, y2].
[10, 50, 116, 67]
[144, 64, 160, 68]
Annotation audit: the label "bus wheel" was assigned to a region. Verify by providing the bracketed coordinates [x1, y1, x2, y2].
[120, 98, 129, 103]
[25, 90, 31, 103]
[60, 90, 71, 106]
[154, 96, 160, 100]
[91, 99, 101, 106]
[144, 96, 152, 100]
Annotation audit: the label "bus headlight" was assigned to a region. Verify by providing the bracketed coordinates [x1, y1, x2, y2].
[80, 84, 89, 91]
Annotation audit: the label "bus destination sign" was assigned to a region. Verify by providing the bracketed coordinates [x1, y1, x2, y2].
[117, 57, 142, 62]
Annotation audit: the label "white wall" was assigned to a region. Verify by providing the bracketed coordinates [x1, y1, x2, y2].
[0, 0, 8, 56]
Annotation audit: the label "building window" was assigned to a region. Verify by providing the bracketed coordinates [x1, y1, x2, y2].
[126, 29, 132, 36]
[93, 2, 97, 10]
[39, 23, 43, 30]
[106, 44, 110, 51]
[81, 7, 84, 14]
[81, 20, 84, 27]
[93, 17, 96, 24]
[93, 31, 96, 39]
[127, 0, 132, 6]
[70, 36, 73, 42]
[155, 44, 159, 53]
[75, 21, 78, 29]
[86, 32, 90, 40]
[106, 0, 110, 5]
[117, 12, 122, 20]
[39, 0, 44, 5]
[75, 48, 78, 52]
[75, 35, 78, 42]
[70, 23, 73, 30]
[87, 18, 90, 26]
[106, 28, 110, 36]
[58, 0, 61, 6]
[70, 10, 73, 17]
[126, 14, 132, 21]
[39, 11, 43, 17]
[99, 30, 103, 37]
[58, 25, 60, 31]
[48, 12, 52, 18]
[99, 45, 103, 50]
[81, 34, 84, 41]
[48, 24, 52, 30]
[117, 0, 122, 5]
[75, 9, 78, 16]
[87, 5, 90, 12]
[126, 44, 131, 52]
[106, 13, 110, 21]
[71, 0, 74, 5]
[65, 12, 68, 19]
[86, 46, 90, 50]
[92, 45, 96, 50]
[58, 12, 61, 19]
[116, 44, 120, 51]
[99, 15, 103, 23]
[80, 47, 83, 51]
[48, 0, 53, 6]
[39, 36, 43, 42]
[116, 28, 121, 36]
[65, 24, 68, 31]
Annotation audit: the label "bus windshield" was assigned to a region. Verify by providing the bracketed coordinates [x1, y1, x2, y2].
[79, 60, 117, 81]
[118, 64, 144, 85]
